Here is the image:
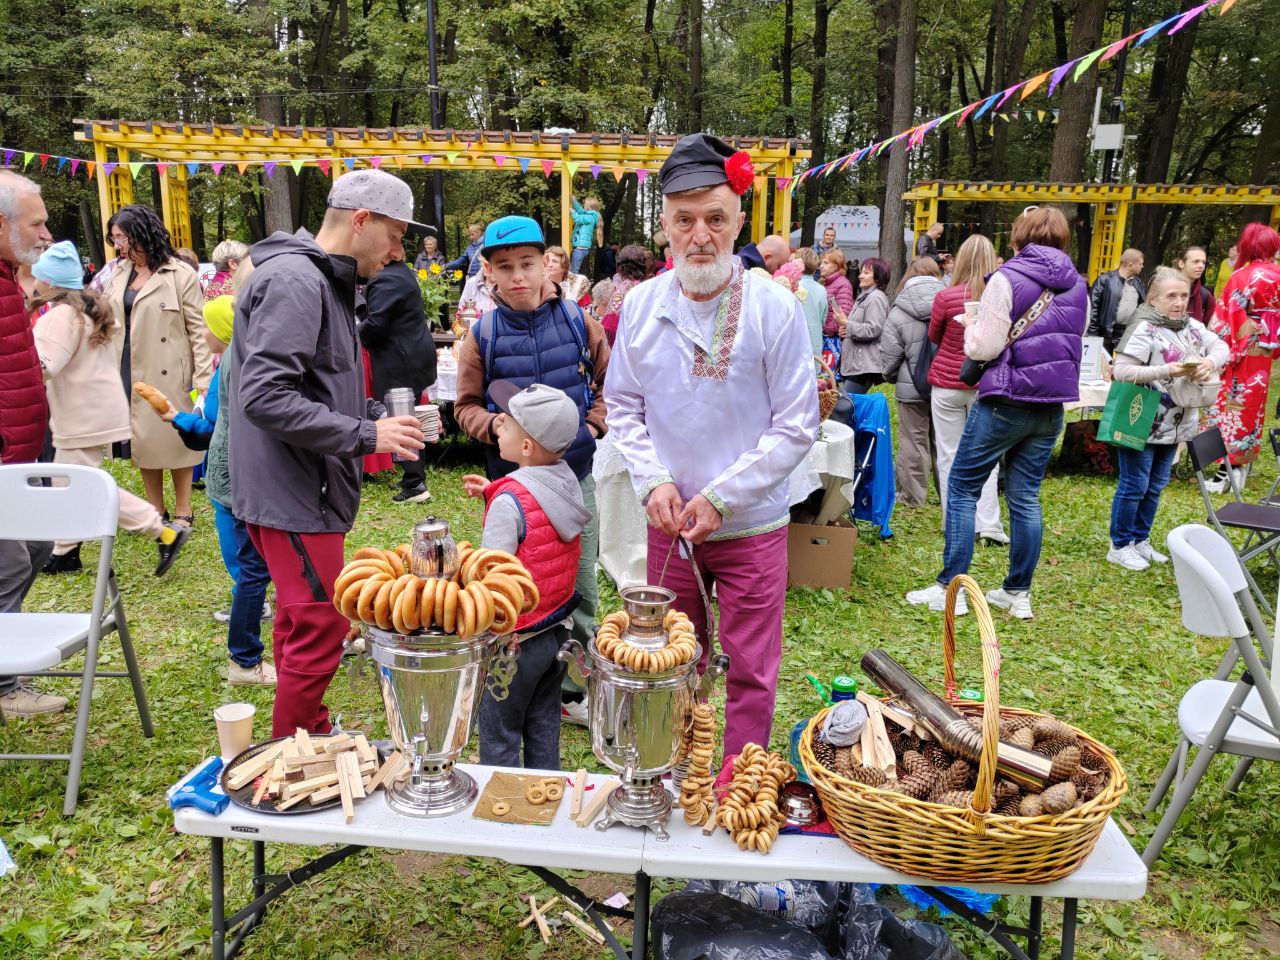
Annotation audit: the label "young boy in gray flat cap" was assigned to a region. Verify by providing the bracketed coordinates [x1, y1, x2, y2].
[463, 381, 590, 769]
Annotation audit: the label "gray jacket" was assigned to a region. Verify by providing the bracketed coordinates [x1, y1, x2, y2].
[881, 276, 945, 404]
[228, 229, 378, 533]
[206, 359, 231, 510]
[840, 287, 890, 378]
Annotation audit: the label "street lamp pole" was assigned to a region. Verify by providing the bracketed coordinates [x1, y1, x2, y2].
[426, 0, 445, 233]
[1101, 0, 1134, 183]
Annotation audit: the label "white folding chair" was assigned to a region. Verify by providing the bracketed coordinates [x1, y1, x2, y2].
[0, 464, 153, 815]
[1143, 524, 1280, 865]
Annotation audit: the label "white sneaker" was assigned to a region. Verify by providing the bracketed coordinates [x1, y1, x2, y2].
[1204, 475, 1228, 494]
[986, 588, 1033, 619]
[905, 583, 968, 615]
[1107, 544, 1150, 571]
[560, 698, 589, 726]
[214, 600, 273, 625]
[0, 682, 68, 717]
[978, 529, 1010, 546]
[228, 660, 278, 686]
[1133, 540, 1168, 564]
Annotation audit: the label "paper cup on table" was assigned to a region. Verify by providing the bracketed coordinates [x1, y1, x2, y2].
[214, 702, 255, 765]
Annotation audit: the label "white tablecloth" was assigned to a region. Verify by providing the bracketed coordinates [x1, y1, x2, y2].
[1065, 379, 1111, 412]
[593, 421, 857, 589]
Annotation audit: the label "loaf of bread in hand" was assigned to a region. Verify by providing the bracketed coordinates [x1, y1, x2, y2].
[132, 381, 170, 416]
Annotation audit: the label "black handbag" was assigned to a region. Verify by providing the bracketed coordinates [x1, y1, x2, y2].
[958, 289, 1055, 387]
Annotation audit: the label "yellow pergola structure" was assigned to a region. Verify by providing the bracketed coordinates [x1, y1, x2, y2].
[74, 120, 809, 253]
[905, 180, 1280, 282]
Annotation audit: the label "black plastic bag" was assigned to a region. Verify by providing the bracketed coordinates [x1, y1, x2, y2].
[652, 889, 835, 960]
[839, 885, 967, 960]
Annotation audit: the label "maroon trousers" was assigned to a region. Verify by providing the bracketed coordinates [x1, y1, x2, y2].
[647, 525, 789, 755]
[247, 524, 347, 737]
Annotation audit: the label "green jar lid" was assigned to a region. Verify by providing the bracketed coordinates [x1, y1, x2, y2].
[958, 688, 984, 702]
[831, 675, 858, 696]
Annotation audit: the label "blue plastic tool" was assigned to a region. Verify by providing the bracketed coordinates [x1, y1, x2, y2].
[167, 757, 230, 816]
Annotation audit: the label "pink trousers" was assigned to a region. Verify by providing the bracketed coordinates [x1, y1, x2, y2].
[647, 525, 788, 755]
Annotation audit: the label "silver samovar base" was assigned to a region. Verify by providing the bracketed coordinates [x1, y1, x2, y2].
[384, 765, 478, 818]
[595, 776, 674, 841]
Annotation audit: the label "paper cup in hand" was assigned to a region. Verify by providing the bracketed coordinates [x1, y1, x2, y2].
[963, 300, 980, 318]
[214, 702, 255, 764]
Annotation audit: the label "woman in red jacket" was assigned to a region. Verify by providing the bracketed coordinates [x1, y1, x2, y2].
[927, 235, 1007, 545]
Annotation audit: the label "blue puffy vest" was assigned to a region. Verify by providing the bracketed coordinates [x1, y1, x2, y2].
[474, 298, 596, 480]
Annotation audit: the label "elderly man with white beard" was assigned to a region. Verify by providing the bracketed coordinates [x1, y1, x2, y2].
[604, 133, 819, 754]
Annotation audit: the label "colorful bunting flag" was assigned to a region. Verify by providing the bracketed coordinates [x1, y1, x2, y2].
[636, 169, 648, 184]
[420, 154, 434, 165]
[493, 155, 507, 167]
[973, 93, 1002, 121]
[1073, 45, 1109, 81]
[84, 161, 94, 178]
[342, 158, 355, 170]
[290, 160, 304, 174]
[315, 159, 330, 176]
[70, 159, 80, 176]
[1037, 109, 1046, 122]
[38, 154, 49, 170]
[56, 157, 67, 174]
[956, 101, 982, 127]
[589, 163, 602, 179]
[541, 160, 555, 176]
[22, 152, 34, 168]
[1047, 58, 1078, 95]
[369, 156, 383, 169]
[1020, 71, 1052, 100]
[446, 152, 459, 164]
[128, 161, 144, 178]
[264, 161, 277, 178]
[518, 157, 532, 173]
[103, 162, 118, 177]
[1170, 1, 1214, 34]
[1137, 14, 1180, 46]
[995, 84, 1023, 111]
[2, 150, 12, 167]
[777, 177, 791, 191]
[1220, 0, 1236, 12]
[157, 162, 170, 176]
[186, 162, 200, 176]
[566, 161, 580, 177]
[611, 165, 625, 180]
[236, 161, 250, 174]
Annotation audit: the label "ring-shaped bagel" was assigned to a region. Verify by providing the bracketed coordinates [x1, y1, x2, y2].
[373, 578, 397, 630]
[356, 573, 391, 623]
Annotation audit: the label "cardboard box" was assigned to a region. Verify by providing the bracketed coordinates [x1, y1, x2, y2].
[787, 519, 857, 590]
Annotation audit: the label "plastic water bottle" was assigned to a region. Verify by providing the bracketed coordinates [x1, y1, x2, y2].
[831, 675, 858, 701]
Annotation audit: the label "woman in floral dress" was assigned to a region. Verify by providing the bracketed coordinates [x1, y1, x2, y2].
[1208, 223, 1280, 485]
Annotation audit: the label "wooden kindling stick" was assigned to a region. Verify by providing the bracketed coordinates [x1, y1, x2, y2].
[519, 895, 560, 928]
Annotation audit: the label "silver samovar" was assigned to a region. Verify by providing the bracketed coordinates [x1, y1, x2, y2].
[367, 625, 497, 817]
[559, 585, 728, 840]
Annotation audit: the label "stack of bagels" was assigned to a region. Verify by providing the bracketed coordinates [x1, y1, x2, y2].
[593, 609, 698, 673]
[333, 542, 538, 639]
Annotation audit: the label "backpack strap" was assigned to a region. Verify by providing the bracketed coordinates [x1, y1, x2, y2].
[557, 299, 596, 410]
[476, 308, 499, 409]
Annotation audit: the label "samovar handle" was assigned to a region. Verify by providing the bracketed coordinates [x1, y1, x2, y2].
[697, 652, 730, 700]
[343, 629, 371, 687]
[557, 638, 591, 678]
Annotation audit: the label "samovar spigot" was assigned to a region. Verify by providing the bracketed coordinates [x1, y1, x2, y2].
[557, 639, 590, 678]
[410, 731, 430, 787]
[697, 652, 731, 700]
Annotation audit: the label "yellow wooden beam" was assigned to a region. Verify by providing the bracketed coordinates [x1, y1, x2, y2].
[905, 180, 1280, 207]
[775, 156, 794, 239]
[750, 175, 768, 243]
[561, 164, 573, 250]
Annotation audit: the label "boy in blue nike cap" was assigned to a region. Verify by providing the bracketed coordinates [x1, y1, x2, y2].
[454, 215, 610, 726]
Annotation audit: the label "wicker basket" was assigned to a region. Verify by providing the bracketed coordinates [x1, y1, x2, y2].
[816, 354, 839, 421]
[799, 575, 1128, 884]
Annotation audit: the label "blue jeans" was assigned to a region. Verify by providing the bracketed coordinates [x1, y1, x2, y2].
[570, 246, 590, 274]
[1109, 443, 1177, 548]
[228, 514, 271, 667]
[212, 500, 241, 594]
[938, 399, 1063, 593]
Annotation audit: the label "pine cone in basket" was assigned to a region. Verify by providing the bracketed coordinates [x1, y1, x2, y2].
[1048, 746, 1082, 784]
[1072, 770, 1103, 802]
[934, 759, 971, 796]
[935, 789, 975, 809]
[995, 795, 1023, 817]
[845, 765, 888, 788]
[900, 750, 934, 779]
[1009, 727, 1036, 750]
[999, 714, 1037, 737]
[922, 742, 951, 770]
[993, 779, 1021, 804]
[1033, 717, 1079, 746]
[1042, 781, 1078, 814]
[892, 772, 936, 800]
[1019, 793, 1046, 817]
[811, 737, 837, 773]
[1034, 735, 1079, 758]
[833, 746, 854, 779]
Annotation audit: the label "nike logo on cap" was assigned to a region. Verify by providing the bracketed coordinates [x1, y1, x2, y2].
[496, 227, 523, 240]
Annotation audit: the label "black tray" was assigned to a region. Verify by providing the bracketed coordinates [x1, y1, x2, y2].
[221, 733, 357, 816]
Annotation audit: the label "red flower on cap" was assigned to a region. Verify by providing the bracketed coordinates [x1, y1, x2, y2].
[725, 151, 755, 195]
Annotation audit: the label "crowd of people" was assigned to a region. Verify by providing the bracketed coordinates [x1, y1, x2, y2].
[2, 138, 1279, 769]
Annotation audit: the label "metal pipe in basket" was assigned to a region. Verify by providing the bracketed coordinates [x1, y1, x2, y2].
[860, 649, 1052, 790]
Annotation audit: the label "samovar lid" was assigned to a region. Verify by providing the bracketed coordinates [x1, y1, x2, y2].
[414, 516, 451, 539]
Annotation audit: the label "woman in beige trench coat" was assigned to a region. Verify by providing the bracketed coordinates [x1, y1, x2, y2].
[105, 205, 213, 525]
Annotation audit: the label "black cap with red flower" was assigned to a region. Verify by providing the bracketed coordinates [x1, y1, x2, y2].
[659, 133, 755, 197]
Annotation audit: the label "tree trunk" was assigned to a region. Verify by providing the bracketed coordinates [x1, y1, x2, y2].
[1047, 0, 1105, 266]
[1129, 12, 1202, 263]
[880, 0, 918, 285]
[800, 0, 830, 246]
[79, 200, 104, 267]
[1250, 53, 1280, 185]
[782, 0, 795, 138]
[689, 0, 704, 130]
[257, 93, 294, 234]
[873, 0, 897, 195]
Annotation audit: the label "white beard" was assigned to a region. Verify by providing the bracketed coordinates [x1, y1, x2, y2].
[674, 250, 734, 296]
[8, 225, 44, 265]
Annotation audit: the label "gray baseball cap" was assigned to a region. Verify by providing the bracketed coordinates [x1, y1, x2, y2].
[489, 381, 581, 455]
[327, 170, 430, 234]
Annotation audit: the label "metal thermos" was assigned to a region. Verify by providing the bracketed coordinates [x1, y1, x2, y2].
[860, 650, 1052, 790]
[384, 387, 417, 462]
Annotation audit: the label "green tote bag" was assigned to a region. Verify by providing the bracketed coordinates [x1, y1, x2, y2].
[1097, 380, 1160, 450]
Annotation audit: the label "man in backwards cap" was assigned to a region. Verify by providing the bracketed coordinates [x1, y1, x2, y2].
[228, 169, 426, 736]
[605, 133, 819, 754]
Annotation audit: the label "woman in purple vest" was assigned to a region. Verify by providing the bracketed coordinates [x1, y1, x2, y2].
[907, 207, 1087, 619]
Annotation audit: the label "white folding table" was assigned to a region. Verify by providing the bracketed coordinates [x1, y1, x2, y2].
[172, 761, 1146, 960]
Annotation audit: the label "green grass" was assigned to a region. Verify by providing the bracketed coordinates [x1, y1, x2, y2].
[3, 401, 1280, 960]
